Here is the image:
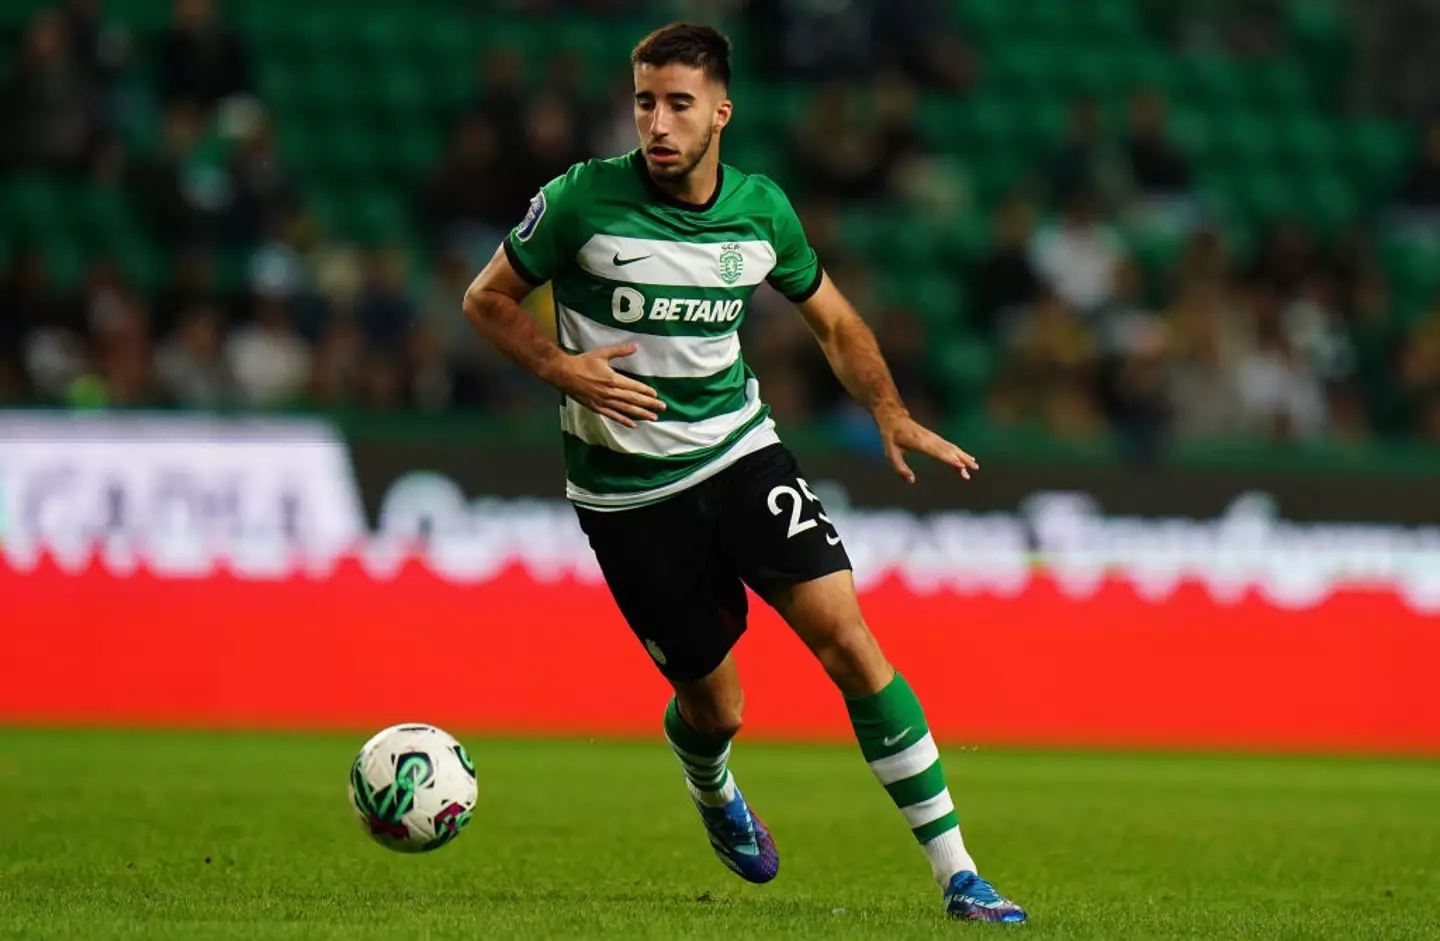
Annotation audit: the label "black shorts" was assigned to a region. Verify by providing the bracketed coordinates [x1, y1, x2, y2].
[574, 443, 852, 683]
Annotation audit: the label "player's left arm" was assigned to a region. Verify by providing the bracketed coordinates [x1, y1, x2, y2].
[795, 274, 979, 484]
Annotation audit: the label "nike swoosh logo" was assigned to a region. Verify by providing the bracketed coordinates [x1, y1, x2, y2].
[612, 253, 651, 266]
[826, 533, 841, 546]
[882, 727, 912, 748]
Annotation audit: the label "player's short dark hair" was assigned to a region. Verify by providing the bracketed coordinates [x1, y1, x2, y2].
[631, 23, 731, 89]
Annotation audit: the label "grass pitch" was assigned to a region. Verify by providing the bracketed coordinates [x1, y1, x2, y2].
[0, 729, 1437, 940]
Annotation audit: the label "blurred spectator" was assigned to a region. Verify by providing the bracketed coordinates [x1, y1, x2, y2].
[1397, 120, 1440, 209]
[468, 48, 528, 143]
[1247, 224, 1316, 297]
[746, 0, 878, 81]
[357, 351, 405, 411]
[413, 247, 515, 409]
[1235, 318, 1328, 441]
[1124, 88, 1191, 196]
[872, 308, 944, 426]
[591, 73, 640, 157]
[1049, 99, 1131, 211]
[156, 303, 235, 407]
[128, 100, 213, 247]
[1164, 275, 1251, 440]
[2, 249, 71, 335]
[1419, 396, 1440, 446]
[1041, 377, 1109, 440]
[992, 288, 1100, 430]
[415, 249, 476, 362]
[793, 82, 908, 202]
[1326, 382, 1372, 445]
[159, 0, 251, 108]
[973, 194, 1040, 336]
[1096, 259, 1171, 459]
[1029, 187, 1127, 315]
[407, 326, 454, 412]
[0, 353, 25, 403]
[420, 116, 516, 259]
[748, 0, 974, 92]
[0, 10, 100, 174]
[1281, 272, 1354, 382]
[225, 113, 297, 244]
[225, 298, 310, 406]
[308, 320, 364, 407]
[91, 293, 156, 406]
[525, 94, 589, 193]
[154, 248, 221, 338]
[59, 0, 118, 80]
[794, 198, 843, 261]
[355, 248, 418, 353]
[1398, 304, 1440, 427]
[72, 258, 131, 341]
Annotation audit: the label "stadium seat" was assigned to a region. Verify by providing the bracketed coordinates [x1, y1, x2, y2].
[1210, 109, 1282, 171]
[1177, 54, 1251, 107]
[928, 331, 995, 404]
[1274, 111, 1342, 171]
[1344, 119, 1413, 197]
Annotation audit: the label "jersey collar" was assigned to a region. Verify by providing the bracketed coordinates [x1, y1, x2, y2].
[631, 149, 724, 213]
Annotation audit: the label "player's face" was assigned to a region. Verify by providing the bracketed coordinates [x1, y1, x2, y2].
[633, 63, 731, 182]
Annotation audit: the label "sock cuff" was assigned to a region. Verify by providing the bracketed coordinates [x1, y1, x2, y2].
[845, 670, 927, 727]
[663, 696, 731, 758]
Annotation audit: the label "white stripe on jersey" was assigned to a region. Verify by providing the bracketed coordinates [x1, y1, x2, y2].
[561, 379, 765, 457]
[577, 235, 777, 288]
[557, 304, 740, 379]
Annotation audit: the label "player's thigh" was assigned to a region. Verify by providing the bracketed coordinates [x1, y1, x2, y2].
[717, 446, 890, 694]
[574, 497, 748, 684]
[718, 444, 852, 598]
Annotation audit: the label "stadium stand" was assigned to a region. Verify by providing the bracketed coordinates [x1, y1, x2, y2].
[2, 0, 1439, 463]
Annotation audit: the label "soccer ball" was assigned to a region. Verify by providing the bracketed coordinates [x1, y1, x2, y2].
[348, 723, 478, 852]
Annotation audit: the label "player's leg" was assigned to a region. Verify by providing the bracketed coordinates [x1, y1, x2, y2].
[718, 444, 1025, 921]
[764, 573, 1024, 920]
[661, 650, 779, 883]
[573, 494, 778, 884]
[666, 651, 742, 805]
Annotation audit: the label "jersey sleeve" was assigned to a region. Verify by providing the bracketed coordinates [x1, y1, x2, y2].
[762, 179, 824, 303]
[503, 162, 586, 286]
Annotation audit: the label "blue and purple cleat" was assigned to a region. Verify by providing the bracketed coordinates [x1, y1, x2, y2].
[688, 782, 779, 884]
[944, 871, 1028, 922]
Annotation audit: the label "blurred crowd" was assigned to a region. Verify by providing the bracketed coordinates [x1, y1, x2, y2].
[2, 0, 1440, 456]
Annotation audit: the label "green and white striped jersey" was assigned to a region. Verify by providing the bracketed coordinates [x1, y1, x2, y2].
[504, 149, 823, 512]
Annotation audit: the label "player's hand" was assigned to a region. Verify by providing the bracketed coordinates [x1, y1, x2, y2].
[556, 344, 667, 428]
[876, 409, 979, 484]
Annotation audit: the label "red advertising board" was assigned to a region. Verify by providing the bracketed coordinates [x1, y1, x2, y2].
[4, 556, 1437, 754]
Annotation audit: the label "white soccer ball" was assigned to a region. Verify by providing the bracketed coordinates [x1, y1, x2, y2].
[348, 723, 478, 852]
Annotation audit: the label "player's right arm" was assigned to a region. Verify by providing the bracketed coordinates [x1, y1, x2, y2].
[461, 177, 666, 428]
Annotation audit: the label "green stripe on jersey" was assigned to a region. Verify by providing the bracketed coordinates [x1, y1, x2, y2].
[626, 360, 750, 424]
[563, 405, 771, 497]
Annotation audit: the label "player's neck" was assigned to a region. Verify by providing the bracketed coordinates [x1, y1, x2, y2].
[652, 154, 721, 208]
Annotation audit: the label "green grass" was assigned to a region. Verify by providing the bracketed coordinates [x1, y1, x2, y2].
[1, 730, 1437, 940]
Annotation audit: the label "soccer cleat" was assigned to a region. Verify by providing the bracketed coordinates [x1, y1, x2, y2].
[943, 871, 1028, 923]
[688, 783, 780, 884]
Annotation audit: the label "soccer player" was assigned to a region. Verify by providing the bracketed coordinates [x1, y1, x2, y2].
[462, 22, 1027, 924]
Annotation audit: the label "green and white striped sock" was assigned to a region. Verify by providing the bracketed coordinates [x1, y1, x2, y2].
[847, 671, 978, 887]
[664, 697, 737, 808]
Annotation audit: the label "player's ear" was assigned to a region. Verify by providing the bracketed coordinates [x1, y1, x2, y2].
[714, 95, 732, 132]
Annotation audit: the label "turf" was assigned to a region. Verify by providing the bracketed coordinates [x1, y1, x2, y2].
[0, 730, 1437, 940]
